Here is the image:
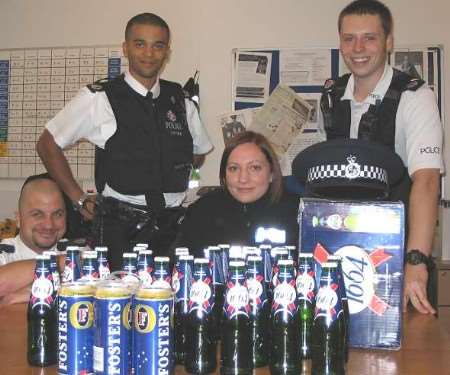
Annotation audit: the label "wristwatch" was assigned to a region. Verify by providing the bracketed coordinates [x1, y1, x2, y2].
[405, 249, 432, 267]
[74, 193, 89, 211]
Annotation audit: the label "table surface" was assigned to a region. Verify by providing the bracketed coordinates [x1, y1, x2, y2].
[1, 303, 450, 374]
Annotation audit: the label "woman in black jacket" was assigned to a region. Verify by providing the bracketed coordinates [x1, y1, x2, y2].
[175, 131, 300, 257]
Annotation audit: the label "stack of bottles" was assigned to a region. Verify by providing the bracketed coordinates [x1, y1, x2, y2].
[27, 242, 349, 375]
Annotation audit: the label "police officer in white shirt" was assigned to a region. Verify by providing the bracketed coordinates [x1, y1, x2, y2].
[319, 0, 443, 314]
[37, 13, 213, 271]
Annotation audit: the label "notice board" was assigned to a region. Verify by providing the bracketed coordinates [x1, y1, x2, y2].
[0, 45, 127, 179]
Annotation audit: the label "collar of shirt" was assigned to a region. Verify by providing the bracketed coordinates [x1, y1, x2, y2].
[5, 234, 40, 258]
[341, 63, 393, 105]
[16, 234, 58, 254]
[124, 70, 161, 99]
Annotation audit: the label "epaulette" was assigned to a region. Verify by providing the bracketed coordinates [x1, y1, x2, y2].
[405, 78, 424, 91]
[0, 244, 15, 253]
[323, 78, 336, 92]
[87, 78, 110, 93]
[182, 95, 196, 109]
[391, 68, 425, 94]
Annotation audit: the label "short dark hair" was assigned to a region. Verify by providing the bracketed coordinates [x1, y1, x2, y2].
[125, 13, 171, 41]
[20, 173, 53, 196]
[19, 173, 64, 211]
[338, 0, 393, 37]
[219, 131, 283, 203]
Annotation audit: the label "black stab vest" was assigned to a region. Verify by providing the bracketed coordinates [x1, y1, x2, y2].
[320, 69, 424, 205]
[95, 76, 193, 195]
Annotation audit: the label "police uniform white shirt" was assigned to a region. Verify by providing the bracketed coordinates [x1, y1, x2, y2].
[46, 71, 213, 207]
[341, 63, 444, 176]
[0, 235, 56, 266]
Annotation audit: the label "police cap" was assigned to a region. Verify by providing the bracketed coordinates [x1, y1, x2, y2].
[292, 138, 405, 200]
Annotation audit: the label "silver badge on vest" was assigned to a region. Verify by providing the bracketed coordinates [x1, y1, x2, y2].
[166, 109, 183, 135]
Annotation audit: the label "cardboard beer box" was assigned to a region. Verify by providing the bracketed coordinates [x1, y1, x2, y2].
[298, 197, 405, 350]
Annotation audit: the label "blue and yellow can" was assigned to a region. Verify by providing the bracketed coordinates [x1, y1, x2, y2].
[93, 281, 132, 375]
[58, 281, 95, 374]
[133, 286, 174, 375]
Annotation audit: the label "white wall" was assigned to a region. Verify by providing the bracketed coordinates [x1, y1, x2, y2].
[0, 0, 449, 224]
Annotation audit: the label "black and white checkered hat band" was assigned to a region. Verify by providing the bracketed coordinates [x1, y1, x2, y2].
[307, 164, 388, 184]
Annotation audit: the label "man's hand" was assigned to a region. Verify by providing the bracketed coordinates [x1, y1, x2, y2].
[79, 194, 97, 221]
[193, 154, 206, 169]
[403, 263, 436, 314]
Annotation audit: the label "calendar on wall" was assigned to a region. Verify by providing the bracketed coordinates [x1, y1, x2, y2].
[0, 45, 128, 179]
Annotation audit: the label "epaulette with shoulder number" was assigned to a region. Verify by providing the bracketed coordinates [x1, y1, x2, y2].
[87, 78, 110, 93]
[404, 78, 424, 91]
[0, 244, 15, 253]
[323, 78, 336, 92]
[323, 74, 350, 96]
[391, 69, 425, 94]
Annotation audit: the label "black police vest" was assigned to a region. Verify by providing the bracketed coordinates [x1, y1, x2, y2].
[94, 76, 193, 196]
[320, 69, 424, 205]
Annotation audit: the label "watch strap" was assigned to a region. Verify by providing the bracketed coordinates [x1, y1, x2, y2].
[406, 249, 432, 268]
[74, 193, 89, 211]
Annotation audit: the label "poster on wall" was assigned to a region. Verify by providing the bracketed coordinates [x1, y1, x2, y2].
[232, 51, 272, 104]
[279, 49, 331, 86]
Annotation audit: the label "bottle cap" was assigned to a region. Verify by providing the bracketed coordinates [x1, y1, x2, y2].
[135, 243, 149, 249]
[194, 258, 209, 264]
[321, 262, 338, 268]
[247, 255, 262, 262]
[138, 249, 153, 255]
[175, 247, 190, 255]
[82, 251, 97, 259]
[277, 259, 294, 266]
